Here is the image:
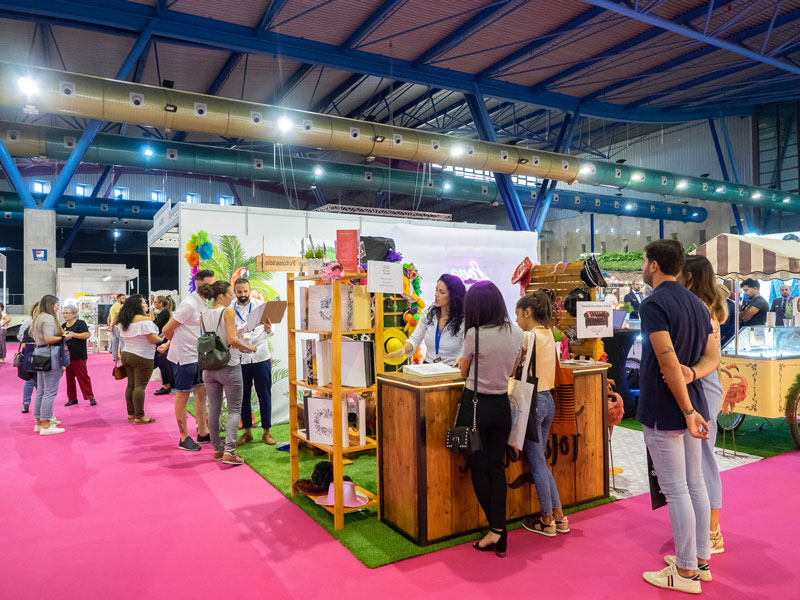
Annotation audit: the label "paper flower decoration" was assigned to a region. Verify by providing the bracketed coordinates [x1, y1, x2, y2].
[387, 249, 403, 263]
[319, 261, 345, 283]
[185, 230, 212, 292]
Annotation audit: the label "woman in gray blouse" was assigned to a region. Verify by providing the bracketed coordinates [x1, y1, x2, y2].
[385, 274, 466, 366]
[31, 295, 66, 436]
[458, 281, 524, 558]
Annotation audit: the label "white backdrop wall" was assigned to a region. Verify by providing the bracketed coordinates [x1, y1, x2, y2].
[175, 204, 537, 425]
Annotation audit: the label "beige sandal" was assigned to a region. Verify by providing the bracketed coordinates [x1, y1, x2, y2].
[134, 416, 156, 424]
[127, 416, 135, 422]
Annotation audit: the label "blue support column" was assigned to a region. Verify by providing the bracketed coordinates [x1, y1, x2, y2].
[534, 111, 580, 233]
[659, 219, 664, 240]
[0, 139, 36, 208]
[707, 118, 747, 234]
[376, 192, 387, 208]
[464, 92, 528, 231]
[590, 213, 595, 253]
[41, 24, 154, 210]
[719, 117, 756, 233]
[312, 186, 326, 207]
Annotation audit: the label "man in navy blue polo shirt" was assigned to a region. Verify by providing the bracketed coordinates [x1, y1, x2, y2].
[637, 240, 721, 594]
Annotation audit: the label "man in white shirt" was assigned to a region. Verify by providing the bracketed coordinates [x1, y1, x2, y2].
[231, 278, 276, 446]
[162, 269, 215, 452]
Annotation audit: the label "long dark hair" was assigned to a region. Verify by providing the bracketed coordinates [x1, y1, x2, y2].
[683, 255, 728, 324]
[118, 294, 146, 331]
[464, 281, 510, 330]
[424, 274, 465, 336]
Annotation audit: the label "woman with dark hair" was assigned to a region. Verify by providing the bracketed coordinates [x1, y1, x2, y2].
[680, 254, 729, 555]
[458, 281, 523, 557]
[385, 274, 466, 366]
[19, 302, 39, 413]
[31, 295, 65, 435]
[515, 292, 568, 537]
[197, 280, 256, 465]
[152, 295, 175, 396]
[117, 295, 163, 424]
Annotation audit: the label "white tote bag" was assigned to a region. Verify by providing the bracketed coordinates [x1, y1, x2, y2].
[507, 331, 536, 450]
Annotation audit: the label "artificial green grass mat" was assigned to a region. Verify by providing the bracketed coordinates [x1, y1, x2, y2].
[618, 417, 798, 459]
[188, 401, 616, 567]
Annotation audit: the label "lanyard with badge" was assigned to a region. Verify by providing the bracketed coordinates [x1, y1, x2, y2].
[234, 302, 252, 325]
[433, 322, 443, 363]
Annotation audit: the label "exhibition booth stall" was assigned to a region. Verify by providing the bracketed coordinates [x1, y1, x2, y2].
[146, 202, 614, 558]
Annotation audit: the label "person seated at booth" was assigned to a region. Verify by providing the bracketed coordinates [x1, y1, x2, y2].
[385, 274, 466, 366]
[740, 278, 769, 326]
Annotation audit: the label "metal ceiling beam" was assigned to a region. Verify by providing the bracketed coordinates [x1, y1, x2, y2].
[0, 0, 758, 122]
[529, 0, 730, 95]
[465, 92, 528, 231]
[475, 5, 607, 79]
[414, 0, 525, 66]
[271, 63, 314, 104]
[583, 5, 800, 104]
[310, 73, 364, 114]
[341, 0, 408, 50]
[581, 0, 800, 77]
[346, 80, 408, 119]
[254, 0, 289, 33]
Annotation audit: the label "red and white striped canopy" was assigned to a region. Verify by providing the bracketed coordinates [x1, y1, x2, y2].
[695, 234, 800, 279]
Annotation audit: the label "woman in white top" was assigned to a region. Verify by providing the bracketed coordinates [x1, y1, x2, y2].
[386, 274, 466, 366]
[197, 281, 256, 466]
[117, 295, 163, 424]
[515, 291, 567, 537]
[458, 281, 524, 558]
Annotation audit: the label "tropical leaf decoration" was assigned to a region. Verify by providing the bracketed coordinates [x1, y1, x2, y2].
[199, 234, 279, 301]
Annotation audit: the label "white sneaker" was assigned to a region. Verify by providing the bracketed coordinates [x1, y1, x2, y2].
[665, 555, 712, 582]
[39, 426, 65, 436]
[643, 563, 702, 594]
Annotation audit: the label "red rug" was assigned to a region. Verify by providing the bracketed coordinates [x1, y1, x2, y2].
[0, 353, 796, 599]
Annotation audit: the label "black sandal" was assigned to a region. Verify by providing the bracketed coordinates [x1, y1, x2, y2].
[473, 527, 507, 557]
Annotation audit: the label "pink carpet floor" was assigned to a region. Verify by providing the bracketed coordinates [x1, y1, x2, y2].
[1, 353, 796, 599]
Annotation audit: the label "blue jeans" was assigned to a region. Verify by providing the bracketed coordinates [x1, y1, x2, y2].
[34, 346, 63, 421]
[23, 377, 37, 406]
[699, 370, 723, 509]
[110, 327, 124, 357]
[523, 391, 562, 516]
[240, 359, 272, 430]
[643, 424, 711, 570]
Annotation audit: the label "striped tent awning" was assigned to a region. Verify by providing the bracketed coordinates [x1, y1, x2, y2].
[694, 234, 800, 279]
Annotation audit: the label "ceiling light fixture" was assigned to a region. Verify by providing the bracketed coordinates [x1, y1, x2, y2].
[277, 116, 292, 132]
[518, 158, 529, 164]
[18, 76, 37, 95]
[143, 147, 153, 157]
[374, 135, 385, 143]
[752, 192, 762, 199]
[443, 182, 452, 191]
[451, 145, 464, 157]
[313, 167, 324, 176]
[676, 180, 688, 190]
[165, 104, 177, 112]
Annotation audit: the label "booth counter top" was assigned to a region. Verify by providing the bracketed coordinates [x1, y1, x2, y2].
[377, 363, 610, 546]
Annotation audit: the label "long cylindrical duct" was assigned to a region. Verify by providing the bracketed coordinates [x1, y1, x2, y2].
[0, 122, 706, 222]
[0, 61, 794, 211]
[0, 192, 161, 219]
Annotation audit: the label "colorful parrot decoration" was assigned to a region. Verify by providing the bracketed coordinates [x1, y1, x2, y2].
[230, 266, 266, 301]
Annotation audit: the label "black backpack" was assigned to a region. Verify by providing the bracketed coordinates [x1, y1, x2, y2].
[197, 310, 230, 371]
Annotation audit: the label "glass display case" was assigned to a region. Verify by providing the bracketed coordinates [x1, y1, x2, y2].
[722, 326, 800, 359]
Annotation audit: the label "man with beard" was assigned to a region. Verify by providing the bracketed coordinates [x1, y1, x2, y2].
[231, 278, 275, 446]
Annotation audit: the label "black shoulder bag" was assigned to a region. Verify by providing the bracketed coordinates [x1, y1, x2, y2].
[446, 327, 481, 455]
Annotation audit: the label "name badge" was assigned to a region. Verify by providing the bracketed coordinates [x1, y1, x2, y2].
[433, 357, 442, 363]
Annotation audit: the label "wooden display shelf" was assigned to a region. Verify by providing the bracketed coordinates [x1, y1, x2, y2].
[294, 483, 378, 515]
[292, 430, 378, 454]
[292, 379, 377, 395]
[291, 329, 376, 336]
[287, 272, 385, 530]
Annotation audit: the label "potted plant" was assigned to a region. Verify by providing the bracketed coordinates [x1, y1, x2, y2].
[301, 237, 326, 275]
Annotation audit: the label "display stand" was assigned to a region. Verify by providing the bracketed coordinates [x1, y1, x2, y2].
[526, 261, 603, 360]
[287, 273, 385, 530]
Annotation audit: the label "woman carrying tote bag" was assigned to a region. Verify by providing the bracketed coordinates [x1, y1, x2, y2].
[31, 295, 66, 436]
[514, 291, 569, 537]
[458, 281, 523, 558]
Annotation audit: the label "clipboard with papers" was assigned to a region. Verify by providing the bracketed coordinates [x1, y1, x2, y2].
[245, 300, 287, 330]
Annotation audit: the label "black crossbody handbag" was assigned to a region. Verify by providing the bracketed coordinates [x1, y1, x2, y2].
[446, 327, 481, 455]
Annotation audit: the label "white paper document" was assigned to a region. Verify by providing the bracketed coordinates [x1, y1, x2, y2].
[403, 363, 461, 377]
[367, 260, 403, 294]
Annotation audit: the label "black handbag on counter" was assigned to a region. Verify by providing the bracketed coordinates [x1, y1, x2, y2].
[446, 327, 481, 455]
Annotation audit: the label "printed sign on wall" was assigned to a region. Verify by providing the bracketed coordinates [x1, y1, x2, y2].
[576, 302, 613, 338]
[32, 249, 47, 261]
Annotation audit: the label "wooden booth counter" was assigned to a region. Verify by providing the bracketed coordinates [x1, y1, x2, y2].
[377, 363, 610, 546]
